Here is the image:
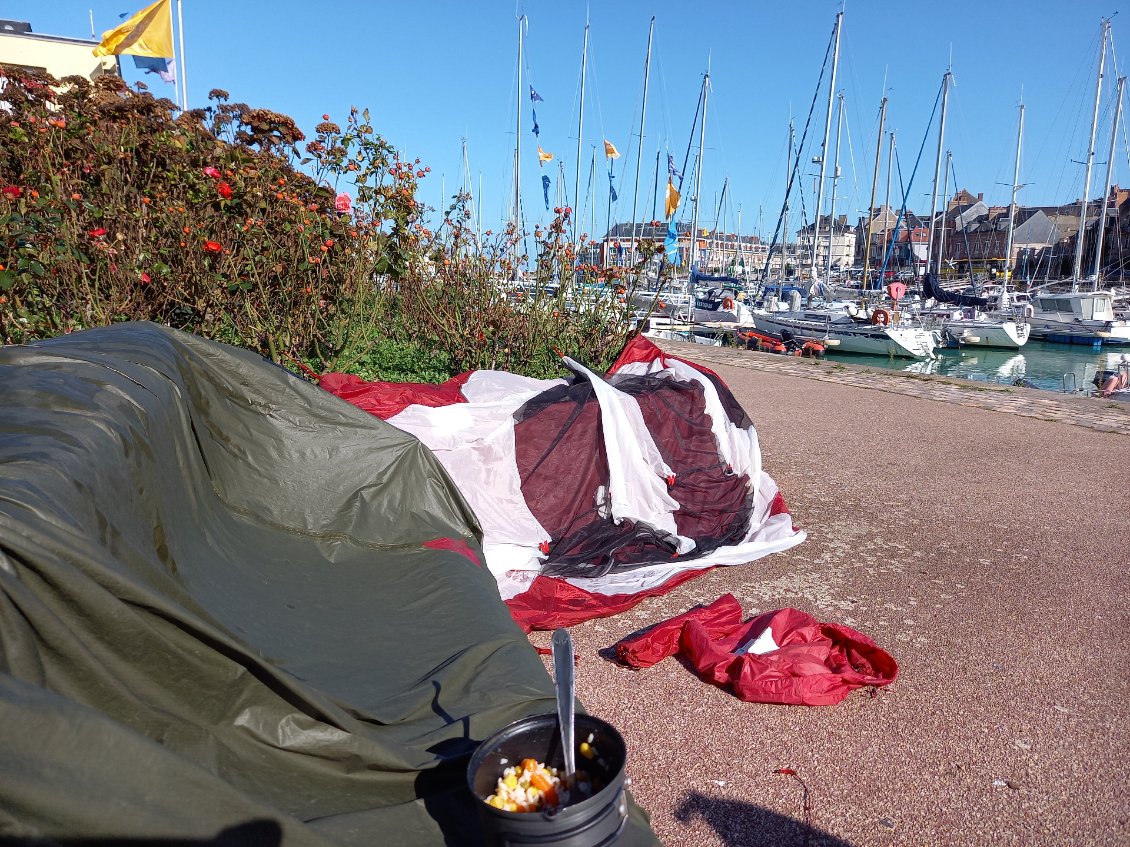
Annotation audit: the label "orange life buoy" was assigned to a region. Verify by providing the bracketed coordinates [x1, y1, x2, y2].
[870, 308, 891, 326]
[722, 296, 735, 311]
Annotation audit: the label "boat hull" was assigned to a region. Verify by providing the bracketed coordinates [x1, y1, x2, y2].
[751, 311, 936, 359]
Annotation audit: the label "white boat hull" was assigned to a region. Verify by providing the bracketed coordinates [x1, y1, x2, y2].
[751, 311, 936, 359]
[946, 318, 1030, 349]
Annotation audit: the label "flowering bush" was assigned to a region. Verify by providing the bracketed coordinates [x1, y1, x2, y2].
[0, 71, 653, 380]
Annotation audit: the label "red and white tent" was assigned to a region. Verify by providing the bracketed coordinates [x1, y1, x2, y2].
[321, 337, 804, 630]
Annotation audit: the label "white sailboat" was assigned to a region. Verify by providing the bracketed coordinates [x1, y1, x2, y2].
[1028, 18, 1130, 346]
[936, 102, 1031, 349]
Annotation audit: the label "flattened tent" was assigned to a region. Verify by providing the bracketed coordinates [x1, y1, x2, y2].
[322, 336, 806, 631]
[0, 323, 658, 845]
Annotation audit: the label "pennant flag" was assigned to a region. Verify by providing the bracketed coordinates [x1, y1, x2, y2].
[608, 171, 618, 202]
[542, 175, 551, 210]
[531, 109, 540, 137]
[604, 140, 621, 160]
[530, 86, 544, 102]
[93, 0, 173, 57]
[537, 146, 553, 166]
[132, 55, 175, 84]
[667, 153, 683, 180]
[664, 219, 681, 264]
[665, 179, 680, 218]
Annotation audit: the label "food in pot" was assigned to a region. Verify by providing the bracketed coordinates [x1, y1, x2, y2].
[484, 756, 594, 813]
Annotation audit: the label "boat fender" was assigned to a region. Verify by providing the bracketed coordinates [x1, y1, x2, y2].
[722, 296, 735, 311]
[1022, 304, 1034, 318]
[801, 341, 826, 358]
[845, 303, 860, 318]
[871, 308, 891, 326]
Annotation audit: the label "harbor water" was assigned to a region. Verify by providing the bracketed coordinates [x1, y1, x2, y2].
[828, 341, 1130, 402]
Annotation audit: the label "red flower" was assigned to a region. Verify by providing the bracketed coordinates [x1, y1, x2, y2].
[139, 272, 151, 284]
[203, 240, 222, 253]
[2, 185, 22, 199]
[217, 181, 232, 199]
[202, 166, 221, 179]
[88, 227, 107, 237]
[334, 192, 351, 213]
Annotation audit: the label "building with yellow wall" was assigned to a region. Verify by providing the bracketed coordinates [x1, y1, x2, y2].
[0, 20, 118, 81]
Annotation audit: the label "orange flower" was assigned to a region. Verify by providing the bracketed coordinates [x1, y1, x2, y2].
[71, 192, 82, 200]
[203, 240, 222, 253]
[182, 226, 191, 234]
[141, 197, 150, 204]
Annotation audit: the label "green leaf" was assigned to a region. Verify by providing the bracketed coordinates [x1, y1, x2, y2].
[0, 270, 14, 290]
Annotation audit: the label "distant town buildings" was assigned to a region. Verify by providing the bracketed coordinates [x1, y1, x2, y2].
[595, 182, 1130, 284]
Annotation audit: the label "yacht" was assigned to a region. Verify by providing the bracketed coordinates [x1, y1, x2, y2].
[1026, 289, 1130, 346]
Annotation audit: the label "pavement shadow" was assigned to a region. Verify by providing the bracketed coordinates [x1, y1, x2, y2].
[675, 790, 857, 847]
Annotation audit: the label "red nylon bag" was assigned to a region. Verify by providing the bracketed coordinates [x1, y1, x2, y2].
[614, 594, 897, 706]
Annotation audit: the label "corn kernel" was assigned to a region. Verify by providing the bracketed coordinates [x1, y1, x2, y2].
[579, 741, 595, 759]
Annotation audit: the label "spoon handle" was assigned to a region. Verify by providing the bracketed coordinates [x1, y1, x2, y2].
[551, 628, 576, 783]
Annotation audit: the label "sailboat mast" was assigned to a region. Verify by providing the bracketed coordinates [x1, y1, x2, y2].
[783, 119, 793, 280]
[1074, 18, 1109, 288]
[629, 17, 655, 264]
[825, 91, 845, 284]
[687, 71, 710, 313]
[883, 131, 894, 273]
[514, 15, 524, 275]
[937, 151, 952, 279]
[809, 11, 842, 283]
[573, 23, 589, 245]
[863, 96, 888, 287]
[1091, 74, 1125, 287]
[924, 71, 952, 279]
[1002, 102, 1025, 291]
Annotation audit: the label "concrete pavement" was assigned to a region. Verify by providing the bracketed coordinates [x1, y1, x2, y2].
[531, 341, 1130, 847]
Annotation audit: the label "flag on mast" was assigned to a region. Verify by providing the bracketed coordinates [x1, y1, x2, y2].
[604, 140, 621, 159]
[93, 0, 174, 57]
[132, 55, 175, 84]
[537, 146, 553, 166]
[664, 179, 680, 218]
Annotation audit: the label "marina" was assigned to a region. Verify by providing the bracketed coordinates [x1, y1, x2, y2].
[822, 338, 1130, 400]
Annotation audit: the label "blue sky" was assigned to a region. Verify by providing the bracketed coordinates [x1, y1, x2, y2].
[9, 1, 1128, 241]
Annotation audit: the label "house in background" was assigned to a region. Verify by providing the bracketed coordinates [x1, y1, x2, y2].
[796, 214, 856, 277]
[0, 20, 117, 82]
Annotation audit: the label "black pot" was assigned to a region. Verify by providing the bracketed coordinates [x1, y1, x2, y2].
[466, 712, 628, 847]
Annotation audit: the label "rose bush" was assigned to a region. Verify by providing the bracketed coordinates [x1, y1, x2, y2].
[0, 71, 659, 380]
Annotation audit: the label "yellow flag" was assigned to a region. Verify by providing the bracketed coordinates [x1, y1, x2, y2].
[537, 146, 554, 166]
[604, 139, 621, 159]
[93, 0, 174, 58]
[665, 179, 680, 218]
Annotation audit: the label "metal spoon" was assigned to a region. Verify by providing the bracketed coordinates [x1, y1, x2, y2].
[551, 627, 576, 786]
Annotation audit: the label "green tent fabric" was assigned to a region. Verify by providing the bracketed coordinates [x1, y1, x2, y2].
[0, 323, 657, 845]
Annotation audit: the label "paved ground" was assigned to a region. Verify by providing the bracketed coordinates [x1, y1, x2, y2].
[529, 342, 1130, 847]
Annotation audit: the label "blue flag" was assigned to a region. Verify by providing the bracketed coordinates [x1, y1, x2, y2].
[667, 153, 682, 180]
[608, 170, 618, 202]
[531, 109, 539, 137]
[530, 86, 543, 102]
[132, 55, 175, 84]
[542, 175, 551, 210]
[664, 219, 681, 264]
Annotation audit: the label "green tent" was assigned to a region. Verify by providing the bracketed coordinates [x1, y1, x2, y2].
[0, 323, 657, 845]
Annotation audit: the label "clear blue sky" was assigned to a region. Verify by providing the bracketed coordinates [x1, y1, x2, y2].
[9, 1, 1128, 242]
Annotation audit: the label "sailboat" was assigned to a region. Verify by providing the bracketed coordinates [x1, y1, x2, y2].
[749, 13, 937, 360]
[930, 104, 1031, 349]
[1027, 18, 1130, 346]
